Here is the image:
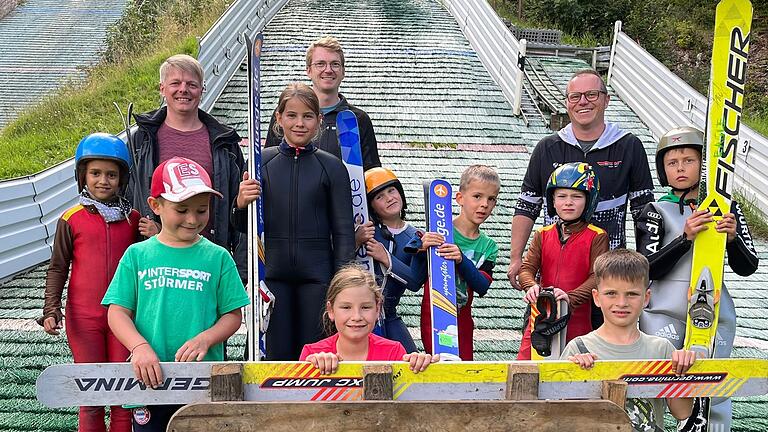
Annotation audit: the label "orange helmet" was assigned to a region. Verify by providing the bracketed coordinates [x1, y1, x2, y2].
[364, 167, 407, 219]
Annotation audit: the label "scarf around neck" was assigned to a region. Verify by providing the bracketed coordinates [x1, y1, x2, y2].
[79, 187, 132, 223]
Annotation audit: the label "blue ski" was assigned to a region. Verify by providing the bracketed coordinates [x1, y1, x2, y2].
[244, 32, 273, 361]
[337, 110, 374, 273]
[424, 179, 460, 360]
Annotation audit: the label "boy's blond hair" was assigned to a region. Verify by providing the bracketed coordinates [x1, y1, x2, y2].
[306, 36, 345, 68]
[459, 164, 500, 192]
[594, 249, 649, 288]
[160, 54, 204, 84]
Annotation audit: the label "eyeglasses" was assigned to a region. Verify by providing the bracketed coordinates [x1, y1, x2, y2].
[311, 61, 343, 71]
[566, 90, 606, 103]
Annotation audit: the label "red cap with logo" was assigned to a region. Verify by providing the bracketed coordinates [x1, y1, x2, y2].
[150, 156, 223, 202]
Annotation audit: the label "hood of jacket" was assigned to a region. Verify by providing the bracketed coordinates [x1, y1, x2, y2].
[557, 121, 630, 152]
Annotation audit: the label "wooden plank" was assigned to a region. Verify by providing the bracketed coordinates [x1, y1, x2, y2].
[506, 364, 538, 400]
[601, 380, 627, 409]
[362, 364, 393, 400]
[168, 400, 632, 431]
[210, 363, 243, 402]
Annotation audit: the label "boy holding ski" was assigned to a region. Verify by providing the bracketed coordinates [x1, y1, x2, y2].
[562, 249, 698, 432]
[39, 133, 138, 432]
[635, 126, 758, 429]
[517, 162, 608, 360]
[411, 165, 500, 360]
[103, 157, 249, 431]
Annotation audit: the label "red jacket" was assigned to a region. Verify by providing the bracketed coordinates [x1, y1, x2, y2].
[42, 204, 140, 323]
[517, 221, 608, 359]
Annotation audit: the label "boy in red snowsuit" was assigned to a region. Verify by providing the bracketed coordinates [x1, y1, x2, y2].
[517, 162, 608, 359]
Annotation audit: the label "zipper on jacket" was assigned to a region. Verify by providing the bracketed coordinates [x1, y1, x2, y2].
[105, 221, 112, 294]
[289, 148, 300, 266]
[554, 242, 566, 289]
[554, 224, 571, 289]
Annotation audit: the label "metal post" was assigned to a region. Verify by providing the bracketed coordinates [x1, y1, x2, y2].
[606, 20, 622, 87]
[513, 38, 527, 116]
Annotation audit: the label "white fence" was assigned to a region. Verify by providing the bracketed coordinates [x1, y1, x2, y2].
[440, 0, 524, 114]
[0, 0, 287, 281]
[0, 160, 77, 282]
[607, 21, 768, 214]
[199, 0, 288, 111]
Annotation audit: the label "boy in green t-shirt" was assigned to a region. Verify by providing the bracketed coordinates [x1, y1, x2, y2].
[561, 249, 697, 432]
[103, 157, 249, 431]
[412, 165, 500, 360]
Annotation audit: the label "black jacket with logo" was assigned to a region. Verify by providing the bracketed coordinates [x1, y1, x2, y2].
[514, 122, 654, 249]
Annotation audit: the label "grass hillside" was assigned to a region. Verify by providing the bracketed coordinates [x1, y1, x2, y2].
[0, 0, 228, 180]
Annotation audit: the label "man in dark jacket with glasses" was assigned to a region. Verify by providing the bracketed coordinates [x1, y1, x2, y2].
[265, 36, 381, 170]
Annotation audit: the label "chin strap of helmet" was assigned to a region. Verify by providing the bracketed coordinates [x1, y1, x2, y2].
[671, 183, 699, 214]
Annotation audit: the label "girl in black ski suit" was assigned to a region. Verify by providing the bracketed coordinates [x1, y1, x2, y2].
[233, 83, 355, 360]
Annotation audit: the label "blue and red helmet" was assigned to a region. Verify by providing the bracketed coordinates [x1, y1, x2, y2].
[545, 162, 600, 221]
[74, 133, 132, 190]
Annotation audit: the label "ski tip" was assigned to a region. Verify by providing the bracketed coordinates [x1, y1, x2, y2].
[336, 110, 358, 132]
[35, 365, 61, 407]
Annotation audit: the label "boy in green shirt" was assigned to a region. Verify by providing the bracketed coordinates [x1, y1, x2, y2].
[412, 165, 500, 360]
[103, 157, 249, 431]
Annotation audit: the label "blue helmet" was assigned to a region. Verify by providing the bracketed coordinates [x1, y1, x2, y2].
[74, 133, 132, 190]
[545, 162, 600, 221]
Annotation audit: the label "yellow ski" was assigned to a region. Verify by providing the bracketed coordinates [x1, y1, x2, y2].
[686, 0, 752, 359]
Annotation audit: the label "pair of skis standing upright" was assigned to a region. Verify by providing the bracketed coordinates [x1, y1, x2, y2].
[243, 34, 461, 362]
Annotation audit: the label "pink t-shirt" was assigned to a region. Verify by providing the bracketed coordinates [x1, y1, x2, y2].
[157, 123, 213, 177]
[299, 333, 407, 361]
[157, 122, 214, 238]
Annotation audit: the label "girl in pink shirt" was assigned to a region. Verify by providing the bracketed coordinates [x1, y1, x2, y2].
[300, 265, 438, 374]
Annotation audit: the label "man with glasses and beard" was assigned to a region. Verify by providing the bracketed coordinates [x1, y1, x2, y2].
[266, 36, 381, 170]
[506, 69, 654, 328]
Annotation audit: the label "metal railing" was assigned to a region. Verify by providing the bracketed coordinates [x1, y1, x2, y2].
[607, 20, 768, 214]
[526, 43, 597, 69]
[440, 0, 523, 114]
[0, 159, 77, 282]
[0, 0, 288, 281]
[199, 0, 288, 111]
[524, 58, 566, 114]
[507, 24, 561, 45]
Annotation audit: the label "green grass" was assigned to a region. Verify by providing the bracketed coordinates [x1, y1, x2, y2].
[490, 0, 606, 47]
[0, 0, 228, 180]
[744, 115, 768, 138]
[0, 39, 197, 180]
